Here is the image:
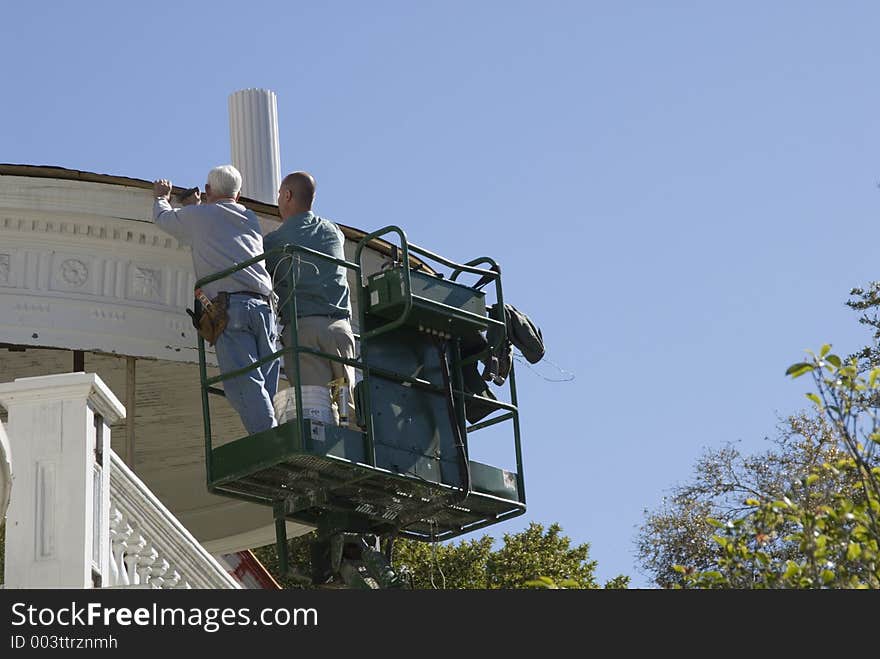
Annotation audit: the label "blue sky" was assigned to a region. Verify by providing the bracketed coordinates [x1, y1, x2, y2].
[3, 2, 879, 587]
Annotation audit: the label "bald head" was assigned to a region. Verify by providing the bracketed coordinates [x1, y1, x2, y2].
[278, 171, 316, 219]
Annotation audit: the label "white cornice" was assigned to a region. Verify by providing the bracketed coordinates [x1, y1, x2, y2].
[0, 176, 154, 222]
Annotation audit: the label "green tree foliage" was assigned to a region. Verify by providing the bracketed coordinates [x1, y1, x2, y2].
[395, 522, 629, 589]
[639, 286, 880, 589]
[393, 534, 495, 589]
[251, 532, 314, 589]
[637, 414, 857, 587]
[255, 522, 629, 589]
[486, 522, 600, 589]
[679, 462, 878, 588]
[846, 283, 880, 368]
[678, 343, 880, 588]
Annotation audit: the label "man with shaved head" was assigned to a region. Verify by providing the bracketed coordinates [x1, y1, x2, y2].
[264, 172, 357, 428]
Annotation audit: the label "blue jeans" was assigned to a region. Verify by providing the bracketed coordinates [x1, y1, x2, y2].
[214, 295, 280, 434]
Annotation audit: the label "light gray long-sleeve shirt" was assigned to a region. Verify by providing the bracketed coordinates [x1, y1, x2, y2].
[152, 198, 273, 299]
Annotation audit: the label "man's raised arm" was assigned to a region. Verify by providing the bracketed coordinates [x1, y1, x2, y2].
[151, 178, 193, 245]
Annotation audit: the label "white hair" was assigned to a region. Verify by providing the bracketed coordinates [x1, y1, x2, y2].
[207, 165, 242, 198]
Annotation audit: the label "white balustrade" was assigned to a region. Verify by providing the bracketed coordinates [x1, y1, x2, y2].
[108, 451, 240, 589]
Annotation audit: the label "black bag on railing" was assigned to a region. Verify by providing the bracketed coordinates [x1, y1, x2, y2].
[460, 302, 545, 423]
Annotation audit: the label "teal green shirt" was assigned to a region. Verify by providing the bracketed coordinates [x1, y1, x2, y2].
[263, 211, 351, 324]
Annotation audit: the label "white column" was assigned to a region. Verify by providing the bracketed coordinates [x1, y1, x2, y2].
[229, 88, 282, 204]
[0, 420, 10, 521]
[0, 373, 125, 588]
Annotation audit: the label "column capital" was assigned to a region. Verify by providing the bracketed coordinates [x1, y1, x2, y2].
[0, 372, 126, 424]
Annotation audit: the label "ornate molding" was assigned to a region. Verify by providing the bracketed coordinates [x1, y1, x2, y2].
[130, 266, 162, 302]
[0, 213, 185, 253]
[0, 244, 194, 310]
[59, 258, 89, 288]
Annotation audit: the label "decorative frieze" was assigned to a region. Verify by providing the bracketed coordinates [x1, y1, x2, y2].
[1, 237, 189, 307]
[0, 213, 207, 360]
[48, 254, 94, 295]
[60, 258, 89, 287]
[130, 266, 162, 302]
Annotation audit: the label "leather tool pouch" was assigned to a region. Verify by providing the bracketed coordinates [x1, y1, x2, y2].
[186, 292, 229, 347]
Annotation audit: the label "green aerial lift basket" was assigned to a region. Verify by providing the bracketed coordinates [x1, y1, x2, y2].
[196, 225, 525, 545]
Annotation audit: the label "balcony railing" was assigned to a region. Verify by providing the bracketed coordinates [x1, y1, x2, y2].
[108, 451, 240, 589]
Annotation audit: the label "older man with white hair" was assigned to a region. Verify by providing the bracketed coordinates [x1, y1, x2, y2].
[152, 165, 279, 435]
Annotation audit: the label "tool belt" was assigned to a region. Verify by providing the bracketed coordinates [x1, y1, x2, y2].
[187, 291, 229, 347]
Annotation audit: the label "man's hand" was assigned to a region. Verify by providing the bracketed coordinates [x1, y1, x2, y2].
[153, 179, 172, 199]
[179, 186, 202, 206]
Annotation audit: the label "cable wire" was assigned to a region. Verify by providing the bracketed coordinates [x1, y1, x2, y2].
[512, 353, 575, 382]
